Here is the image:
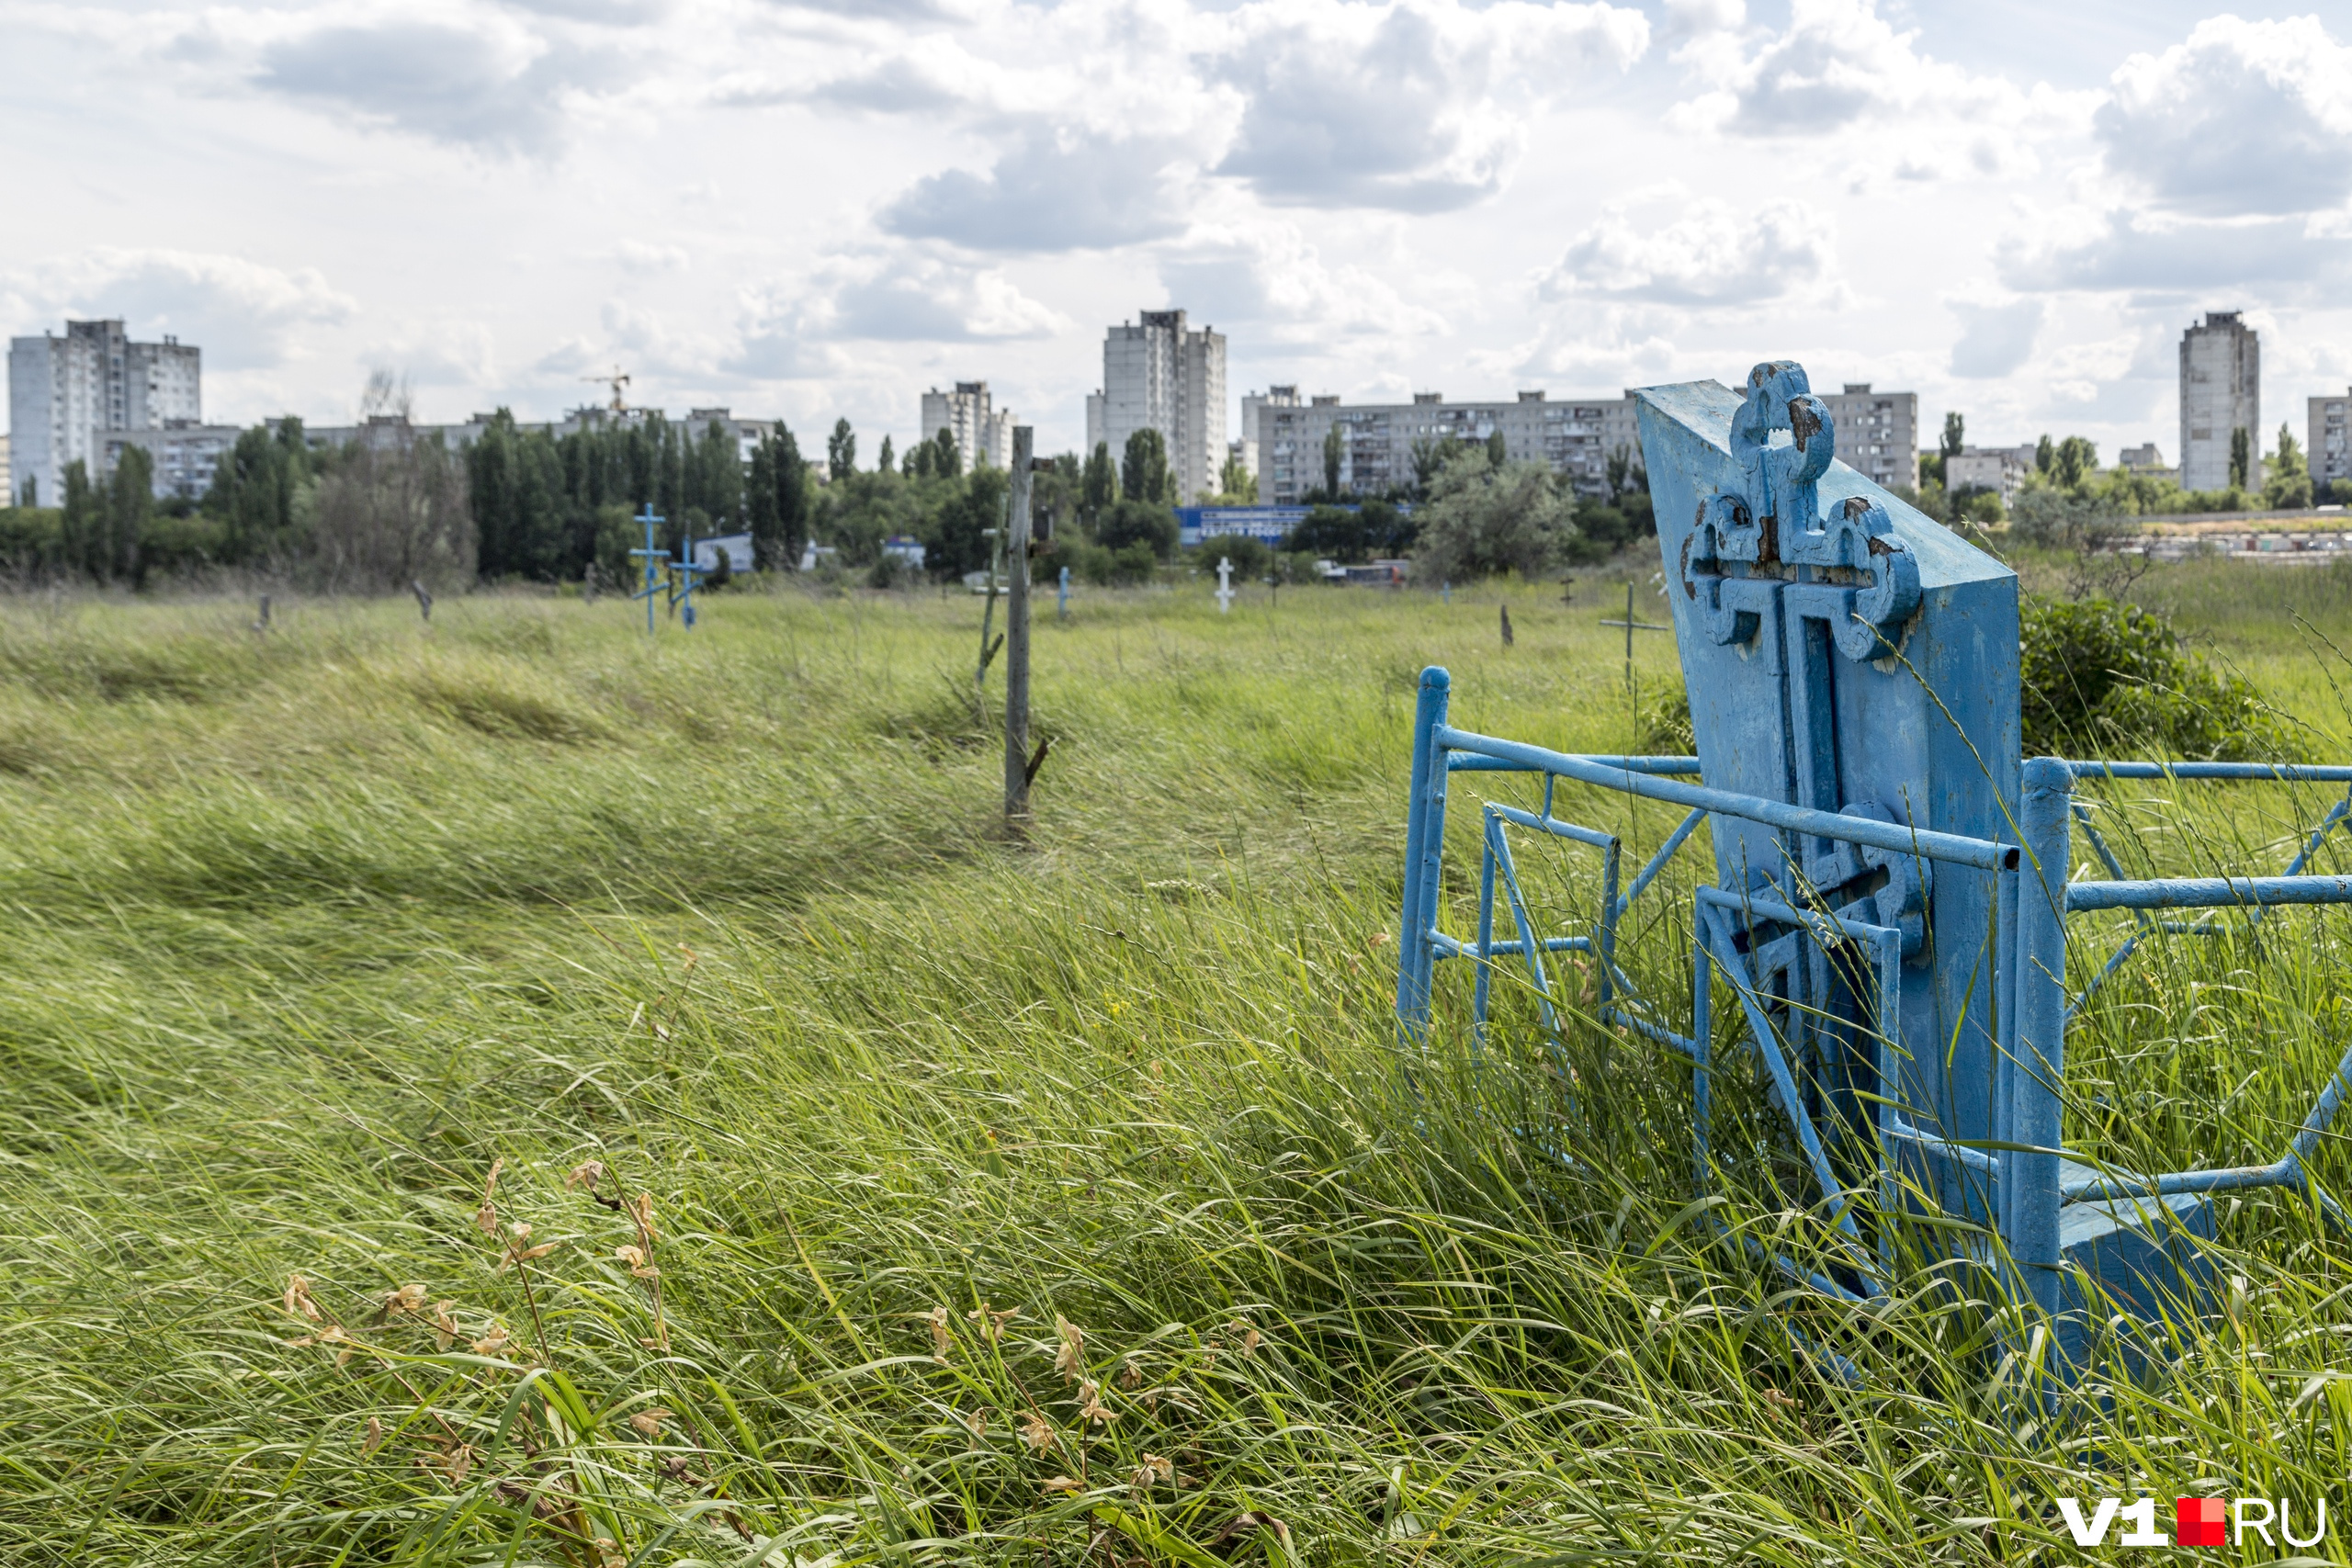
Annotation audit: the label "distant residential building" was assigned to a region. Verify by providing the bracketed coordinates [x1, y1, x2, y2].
[8, 319, 202, 505]
[1818, 384, 1917, 491]
[1256, 389, 1642, 503]
[1236, 385, 1300, 479]
[2312, 391, 2352, 491]
[103, 424, 245, 501]
[1083, 390, 1105, 457]
[678, 407, 770, 463]
[2180, 311, 2260, 491]
[2118, 443, 2168, 471]
[1945, 445, 2037, 503]
[918, 381, 1013, 470]
[1101, 310, 1227, 502]
[0, 434, 10, 505]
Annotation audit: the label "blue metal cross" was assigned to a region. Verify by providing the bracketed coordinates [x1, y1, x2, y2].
[666, 523, 712, 630]
[628, 505, 669, 635]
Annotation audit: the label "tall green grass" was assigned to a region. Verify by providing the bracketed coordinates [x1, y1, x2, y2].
[4, 568, 2352, 1564]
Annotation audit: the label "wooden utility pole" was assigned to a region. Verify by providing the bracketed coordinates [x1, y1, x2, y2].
[1004, 425, 1035, 821]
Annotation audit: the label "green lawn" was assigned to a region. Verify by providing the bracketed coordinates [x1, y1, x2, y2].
[7, 564, 2352, 1565]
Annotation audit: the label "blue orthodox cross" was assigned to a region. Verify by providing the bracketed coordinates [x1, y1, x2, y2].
[628, 505, 669, 635]
[666, 524, 711, 630]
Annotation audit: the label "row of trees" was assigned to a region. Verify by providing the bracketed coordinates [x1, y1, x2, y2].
[1910, 412, 2347, 526]
[0, 389, 1675, 590]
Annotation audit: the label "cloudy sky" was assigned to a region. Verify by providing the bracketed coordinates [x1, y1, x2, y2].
[6, 0, 2349, 463]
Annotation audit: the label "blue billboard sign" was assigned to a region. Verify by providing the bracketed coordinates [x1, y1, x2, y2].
[1175, 503, 1409, 548]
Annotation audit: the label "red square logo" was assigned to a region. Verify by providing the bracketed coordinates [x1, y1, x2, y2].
[2177, 1496, 2226, 1547]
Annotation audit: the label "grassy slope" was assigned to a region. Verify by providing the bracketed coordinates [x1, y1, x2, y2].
[6, 565, 2352, 1565]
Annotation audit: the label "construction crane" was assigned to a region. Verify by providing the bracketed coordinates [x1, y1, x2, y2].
[581, 366, 630, 414]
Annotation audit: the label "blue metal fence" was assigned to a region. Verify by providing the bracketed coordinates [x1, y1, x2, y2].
[1395, 362, 2352, 1381]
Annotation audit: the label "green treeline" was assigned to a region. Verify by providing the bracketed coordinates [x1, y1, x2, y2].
[0, 410, 1681, 592]
[0, 412, 817, 590]
[459, 412, 808, 581]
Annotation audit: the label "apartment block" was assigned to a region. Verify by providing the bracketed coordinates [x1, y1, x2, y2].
[1253, 389, 1642, 504]
[7, 319, 202, 505]
[2180, 311, 2261, 492]
[918, 380, 1014, 470]
[1097, 310, 1227, 502]
[1945, 445, 2038, 504]
[1817, 384, 1917, 491]
[102, 424, 244, 501]
[1236, 385, 1299, 479]
[2312, 390, 2352, 491]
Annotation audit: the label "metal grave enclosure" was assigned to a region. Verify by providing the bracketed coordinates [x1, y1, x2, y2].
[1395, 360, 2352, 1377]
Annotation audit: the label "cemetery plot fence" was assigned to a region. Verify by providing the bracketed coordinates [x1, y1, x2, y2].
[1393, 359, 2352, 1382]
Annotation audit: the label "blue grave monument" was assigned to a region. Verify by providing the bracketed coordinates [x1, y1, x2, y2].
[1395, 360, 2352, 1379]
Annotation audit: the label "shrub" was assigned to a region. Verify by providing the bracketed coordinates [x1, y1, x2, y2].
[1410, 457, 1578, 581]
[1641, 599, 2286, 763]
[1285, 504, 1369, 562]
[1108, 542, 1159, 585]
[1099, 500, 1178, 558]
[2020, 594, 2288, 760]
[1194, 536, 1272, 580]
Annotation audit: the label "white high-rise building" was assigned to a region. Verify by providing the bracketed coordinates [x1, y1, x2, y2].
[8, 319, 203, 505]
[1100, 310, 1226, 502]
[2179, 311, 2260, 493]
[1250, 379, 1919, 505]
[1255, 389, 1643, 503]
[1816, 384, 1918, 491]
[918, 380, 1013, 470]
[2309, 389, 2350, 494]
[1236, 385, 1299, 479]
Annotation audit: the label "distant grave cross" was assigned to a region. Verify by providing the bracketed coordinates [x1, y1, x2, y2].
[666, 522, 711, 629]
[628, 504, 669, 635]
[1216, 555, 1235, 614]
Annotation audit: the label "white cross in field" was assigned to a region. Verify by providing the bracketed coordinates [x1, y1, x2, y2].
[1216, 555, 1235, 613]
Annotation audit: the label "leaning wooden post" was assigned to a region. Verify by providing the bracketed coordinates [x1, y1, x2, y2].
[1004, 425, 1035, 821]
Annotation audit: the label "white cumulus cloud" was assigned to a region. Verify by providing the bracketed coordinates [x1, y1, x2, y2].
[1207, 0, 1650, 212]
[1669, 0, 2087, 184]
[3, 249, 356, 370]
[1541, 197, 1837, 307]
[1154, 223, 1448, 343]
[2096, 15, 2352, 218]
[729, 249, 1067, 379]
[1947, 297, 2043, 379]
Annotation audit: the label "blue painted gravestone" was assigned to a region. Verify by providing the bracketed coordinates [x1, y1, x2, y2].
[1395, 360, 2352, 1377]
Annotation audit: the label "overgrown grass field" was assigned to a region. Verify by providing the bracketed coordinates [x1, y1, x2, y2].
[9, 562, 2352, 1565]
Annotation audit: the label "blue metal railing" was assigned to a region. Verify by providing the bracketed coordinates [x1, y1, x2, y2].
[1397, 664, 2352, 1329]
